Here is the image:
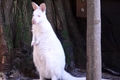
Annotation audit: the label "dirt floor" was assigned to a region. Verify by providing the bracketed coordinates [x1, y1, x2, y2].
[102, 72, 120, 80]
[1, 70, 120, 80]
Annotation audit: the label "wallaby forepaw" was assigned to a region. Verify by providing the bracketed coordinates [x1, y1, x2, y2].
[31, 41, 35, 46]
[35, 41, 39, 46]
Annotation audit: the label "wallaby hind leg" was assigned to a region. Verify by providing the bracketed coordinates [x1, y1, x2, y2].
[51, 76, 58, 80]
[40, 75, 45, 80]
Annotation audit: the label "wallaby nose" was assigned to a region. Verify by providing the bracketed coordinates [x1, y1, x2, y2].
[32, 20, 36, 24]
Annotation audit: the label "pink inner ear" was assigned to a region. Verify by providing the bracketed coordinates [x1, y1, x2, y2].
[32, 2, 39, 10]
[40, 3, 46, 12]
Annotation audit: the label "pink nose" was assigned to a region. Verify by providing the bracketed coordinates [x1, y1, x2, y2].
[32, 20, 36, 24]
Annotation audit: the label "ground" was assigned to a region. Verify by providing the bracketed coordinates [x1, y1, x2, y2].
[102, 72, 120, 80]
[1, 69, 120, 80]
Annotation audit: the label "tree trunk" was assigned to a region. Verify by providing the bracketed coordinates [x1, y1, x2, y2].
[63, 0, 86, 68]
[0, 0, 14, 72]
[0, 0, 38, 78]
[86, 0, 101, 80]
[0, 25, 7, 71]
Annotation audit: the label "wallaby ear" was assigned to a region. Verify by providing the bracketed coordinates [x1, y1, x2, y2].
[32, 2, 39, 10]
[40, 3, 46, 12]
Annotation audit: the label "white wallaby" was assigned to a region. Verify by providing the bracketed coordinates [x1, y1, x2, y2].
[31, 2, 108, 80]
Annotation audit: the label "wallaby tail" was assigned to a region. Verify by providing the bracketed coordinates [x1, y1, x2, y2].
[62, 70, 86, 80]
[62, 70, 109, 80]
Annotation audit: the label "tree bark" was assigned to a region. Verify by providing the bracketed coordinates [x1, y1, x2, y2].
[87, 0, 101, 80]
[63, 0, 86, 68]
[0, 0, 37, 78]
[0, 25, 7, 71]
[0, 0, 14, 72]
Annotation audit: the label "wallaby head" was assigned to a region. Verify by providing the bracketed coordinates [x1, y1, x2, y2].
[32, 2, 46, 24]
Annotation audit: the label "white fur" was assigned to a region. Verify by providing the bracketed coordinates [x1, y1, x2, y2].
[31, 2, 109, 80]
